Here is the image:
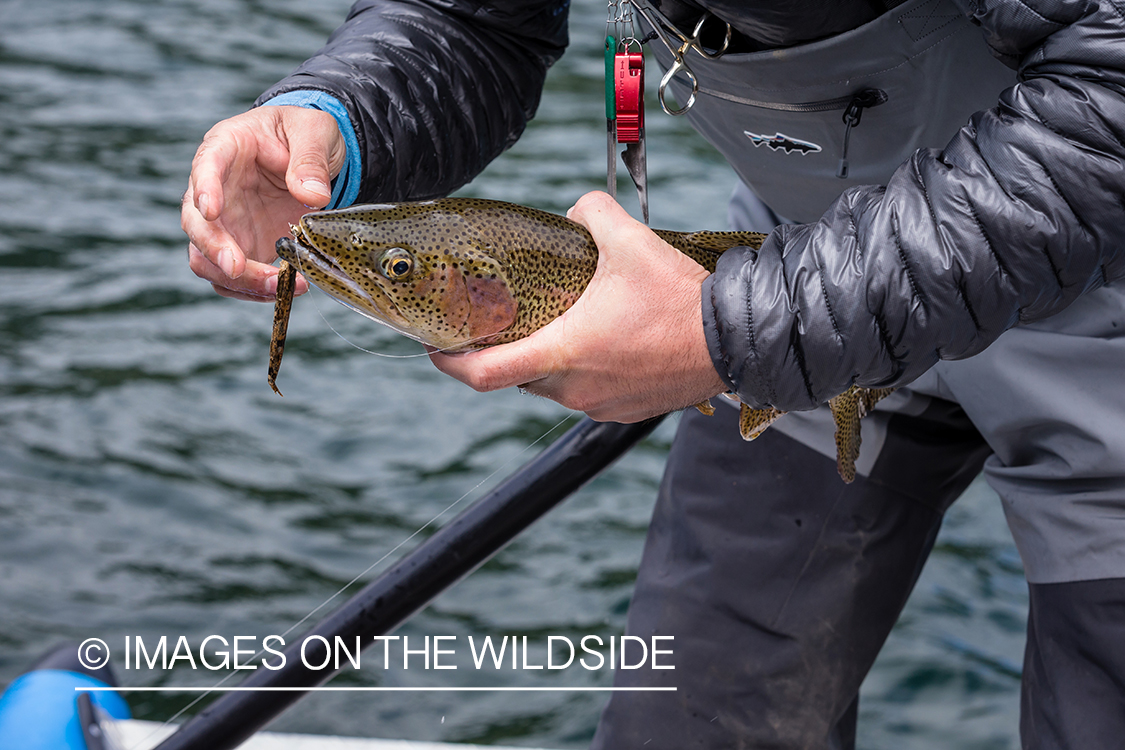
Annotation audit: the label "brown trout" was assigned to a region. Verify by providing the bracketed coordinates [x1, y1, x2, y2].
[271, 198, 890, 481]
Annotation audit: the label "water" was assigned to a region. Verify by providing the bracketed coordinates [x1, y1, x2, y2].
[0, 0, 1027, 747]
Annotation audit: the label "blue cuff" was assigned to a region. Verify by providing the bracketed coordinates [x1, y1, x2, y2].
[261, 91, 362, 209]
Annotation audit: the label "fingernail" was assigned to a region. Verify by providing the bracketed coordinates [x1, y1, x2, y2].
[301, 179, 330, 201]
[197, 192, 210, 218]
[267, 274, 278, 295]
[218, 248, 236, 277]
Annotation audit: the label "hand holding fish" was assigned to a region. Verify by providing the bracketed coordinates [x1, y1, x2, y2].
[182, 105, 345, 300]
[274, 193, 888, 480]
[429, 192, 728, 423]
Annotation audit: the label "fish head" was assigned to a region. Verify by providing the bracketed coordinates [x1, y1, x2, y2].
[275, 203, 519, 351]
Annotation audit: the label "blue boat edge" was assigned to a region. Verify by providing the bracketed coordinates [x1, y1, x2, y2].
[0, 643, 130, 750]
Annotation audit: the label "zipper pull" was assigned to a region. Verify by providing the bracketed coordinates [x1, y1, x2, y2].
[837, 89, 887, 179]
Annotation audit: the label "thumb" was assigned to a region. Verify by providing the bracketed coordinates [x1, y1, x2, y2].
[567, 190, 634, 232]
[566, 191, 646, 262]
[285, 133, 335, 209]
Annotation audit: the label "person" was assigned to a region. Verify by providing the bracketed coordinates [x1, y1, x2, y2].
[182, 0, 1125, 747]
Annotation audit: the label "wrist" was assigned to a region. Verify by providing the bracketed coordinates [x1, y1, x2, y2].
[692, 272, 729, 402]
[259, 91, 361, 209]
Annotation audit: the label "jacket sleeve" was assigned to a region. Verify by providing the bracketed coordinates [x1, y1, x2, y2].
[703, 0, 1125, 411]
[255, 0, 569, 203]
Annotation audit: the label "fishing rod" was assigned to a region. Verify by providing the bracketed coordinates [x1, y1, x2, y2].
[152, 414, 664, 750]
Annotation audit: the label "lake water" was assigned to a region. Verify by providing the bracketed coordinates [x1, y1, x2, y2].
[0, 0, 1028, 747]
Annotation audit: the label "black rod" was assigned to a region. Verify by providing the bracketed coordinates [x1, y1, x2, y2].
[153, 415, 663, 750]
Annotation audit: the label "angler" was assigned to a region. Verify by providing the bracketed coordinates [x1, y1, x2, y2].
[183, 0, 1125, 747]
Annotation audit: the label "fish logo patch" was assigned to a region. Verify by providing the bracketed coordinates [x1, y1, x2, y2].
[744, 131, 822, 156]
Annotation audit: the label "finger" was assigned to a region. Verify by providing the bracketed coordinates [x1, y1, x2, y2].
[212, 283, 274, 303]
[283, 110, 341, 209]
[181, 196, 246, 279]
[428, 337, 555, 393]
[189, 129, 243, 221]
[189, 243, 308, 298]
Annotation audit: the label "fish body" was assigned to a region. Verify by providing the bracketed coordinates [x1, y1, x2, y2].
[274, 198, 757, 352]
[272, 197, 890, 481]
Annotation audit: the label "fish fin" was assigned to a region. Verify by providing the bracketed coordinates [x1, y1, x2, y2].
[694, 399, 715, 416]
[859, 387, 895, 417]
[739, 403, 785, 441]
[828, 387, 863, 483]
[827, 385, 894, 483]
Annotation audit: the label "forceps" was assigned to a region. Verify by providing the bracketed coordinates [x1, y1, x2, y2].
[630, 1, 732, 116]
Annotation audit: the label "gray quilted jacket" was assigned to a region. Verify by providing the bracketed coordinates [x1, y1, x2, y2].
[259, 0, 1125, 411]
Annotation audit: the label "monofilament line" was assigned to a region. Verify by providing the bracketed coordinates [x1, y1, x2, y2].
[129, 412, 574, 750]
[293, 249, 500, 358]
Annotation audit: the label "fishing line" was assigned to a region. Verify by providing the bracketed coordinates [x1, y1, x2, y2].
[292, 252, 502, 359]
[130, 247, 573, 748]
[128, 410, 575, 750]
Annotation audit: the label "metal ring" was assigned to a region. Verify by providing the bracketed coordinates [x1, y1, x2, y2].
[690, 14, 731, 59]
[618, 36, 643, 54]
[659, 62, 698, 116]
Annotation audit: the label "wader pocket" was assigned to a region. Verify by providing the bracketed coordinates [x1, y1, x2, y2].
[645, 0, 1015, 223]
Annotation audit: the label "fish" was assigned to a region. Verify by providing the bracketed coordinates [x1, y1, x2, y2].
[270, 197, 891, 481]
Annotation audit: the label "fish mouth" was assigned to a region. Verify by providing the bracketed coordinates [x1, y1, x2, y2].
[274, 235, 311, 267]
[274, 229, 416, 337]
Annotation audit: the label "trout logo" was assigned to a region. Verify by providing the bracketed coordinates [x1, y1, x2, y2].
[744, 131, 822, 155]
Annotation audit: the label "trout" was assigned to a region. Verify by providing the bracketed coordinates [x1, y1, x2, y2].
[271, 198, 891, 482]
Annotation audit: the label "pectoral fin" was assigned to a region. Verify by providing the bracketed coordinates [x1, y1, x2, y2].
[739, 403, 785, 441]
[827, 386, 895, 483]
[725, 387, 894, 483]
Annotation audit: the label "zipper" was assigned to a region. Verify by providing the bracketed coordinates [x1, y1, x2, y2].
[696, 85, 889, 175]
[836, 89, 888, 178]
[697, 86, 884, 114]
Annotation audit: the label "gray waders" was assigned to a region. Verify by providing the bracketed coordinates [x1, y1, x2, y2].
[591, 0, 1125, 747]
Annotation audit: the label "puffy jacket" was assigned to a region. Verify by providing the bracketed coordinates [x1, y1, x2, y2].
[258, 0, 569, 203]
[258, 0, 1125, 412]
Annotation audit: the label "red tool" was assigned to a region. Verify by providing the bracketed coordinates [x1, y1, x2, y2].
[614, 52, 644, 144]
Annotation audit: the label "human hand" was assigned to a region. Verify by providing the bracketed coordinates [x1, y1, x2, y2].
[429, 191, 727, 423]
[182, 105, 347, 301]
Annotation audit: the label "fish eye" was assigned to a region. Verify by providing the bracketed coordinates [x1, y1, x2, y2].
[379, 248, 414, 280]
